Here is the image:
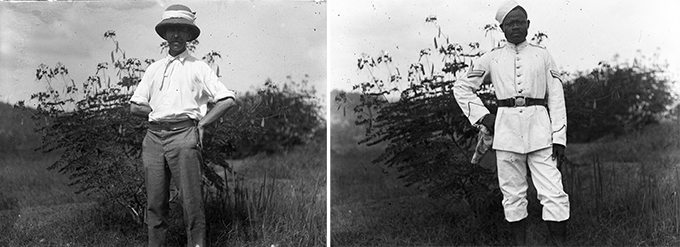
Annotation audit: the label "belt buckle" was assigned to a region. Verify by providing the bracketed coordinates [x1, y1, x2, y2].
[514, 96, 526, 107]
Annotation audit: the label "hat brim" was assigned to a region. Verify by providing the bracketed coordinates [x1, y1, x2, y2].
[155, 18, 200, 41]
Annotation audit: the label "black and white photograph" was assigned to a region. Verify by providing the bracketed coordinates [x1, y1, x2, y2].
[0, 0, 325, 246]
[2, 0, 680, 246]
[330, 0, 679, 246]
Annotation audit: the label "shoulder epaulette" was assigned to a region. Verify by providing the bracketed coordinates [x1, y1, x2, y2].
[529, 43, 546, 49]
[490, 44, 505, 52]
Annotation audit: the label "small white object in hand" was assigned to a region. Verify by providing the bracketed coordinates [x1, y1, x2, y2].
[471, 124, 493, 164]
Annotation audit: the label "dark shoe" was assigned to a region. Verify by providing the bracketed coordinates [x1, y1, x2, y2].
[546, 220, 567, 246]
[509, 219, 527, 246]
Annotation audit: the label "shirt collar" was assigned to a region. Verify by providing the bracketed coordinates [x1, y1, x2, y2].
[166, 49, 190, 63]
[506, 40, 528, 52]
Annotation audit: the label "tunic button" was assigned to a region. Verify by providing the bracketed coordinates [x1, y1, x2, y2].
[517, 74, 522, 77]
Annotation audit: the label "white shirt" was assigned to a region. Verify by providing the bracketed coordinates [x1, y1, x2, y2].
[130, 50, 235, 122]
[454, 41, 567, 153]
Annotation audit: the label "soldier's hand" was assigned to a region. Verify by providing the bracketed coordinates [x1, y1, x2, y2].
[552, 144, 566, 170]
[480, 114, 496, 134]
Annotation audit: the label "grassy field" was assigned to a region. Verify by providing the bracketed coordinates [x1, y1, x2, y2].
[0, 140, 326, 246]
[331, 119, 680, 246]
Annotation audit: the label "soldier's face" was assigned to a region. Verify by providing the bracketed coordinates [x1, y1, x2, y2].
[164, 26, 190, 55]
[501, 8, 530, 45]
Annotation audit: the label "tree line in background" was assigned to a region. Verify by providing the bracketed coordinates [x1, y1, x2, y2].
[336, 16, 677, 218]
[13, 30, 324, 226]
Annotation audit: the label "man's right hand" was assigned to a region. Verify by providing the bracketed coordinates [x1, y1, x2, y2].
[480, 114, 496, 134]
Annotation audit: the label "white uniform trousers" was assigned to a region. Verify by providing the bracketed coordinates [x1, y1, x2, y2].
[496, 147, 570, 222]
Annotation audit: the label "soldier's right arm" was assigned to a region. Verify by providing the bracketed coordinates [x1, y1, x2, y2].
[453, 54, 492, 125]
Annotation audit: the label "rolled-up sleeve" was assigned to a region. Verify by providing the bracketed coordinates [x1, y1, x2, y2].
[130, 64, 155, 105]
[201, 63, 235, 102]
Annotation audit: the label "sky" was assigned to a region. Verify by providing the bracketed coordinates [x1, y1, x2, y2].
[329, 0, 680, 94]
[0, 0, 327, 106]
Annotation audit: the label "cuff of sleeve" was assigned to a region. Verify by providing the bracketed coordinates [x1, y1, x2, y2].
[470, 111, 490, 126]
[129, 96, 148, 105]
[216, 96, 235, 102]
[214, 91, 236, 102]
[552, 135, 567, 147]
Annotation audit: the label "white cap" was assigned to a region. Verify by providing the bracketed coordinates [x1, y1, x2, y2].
[495, 0, 520, 23]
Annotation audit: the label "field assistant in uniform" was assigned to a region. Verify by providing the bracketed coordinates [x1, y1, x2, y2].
[130, 4, 237, 247]
[453, 0, 569, 245]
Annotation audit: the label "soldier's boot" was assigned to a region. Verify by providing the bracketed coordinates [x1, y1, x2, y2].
[509, 218, 527, 246]
[546, 220, 567, 246]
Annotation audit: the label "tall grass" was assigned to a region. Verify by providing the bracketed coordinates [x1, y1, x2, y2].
[331, 121, 680, 246]
[561, 121, 680, 246]
[0, 140, 326, 247]
[199, 140, 326, 247]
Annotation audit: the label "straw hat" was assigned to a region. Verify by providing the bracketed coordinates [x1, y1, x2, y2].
[155, 4, 201, 41]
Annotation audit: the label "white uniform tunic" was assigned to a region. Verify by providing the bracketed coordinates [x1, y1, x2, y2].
[454, 41, 570, 222]
[454, 41, 567, 154]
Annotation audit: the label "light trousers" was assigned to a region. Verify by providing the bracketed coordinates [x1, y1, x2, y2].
[496, 147, 570, 222]
[142, 126, 206, 247]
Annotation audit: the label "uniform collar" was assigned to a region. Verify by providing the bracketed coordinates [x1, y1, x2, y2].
[166, 49, 190, 63]
[506, 40, 529, 52]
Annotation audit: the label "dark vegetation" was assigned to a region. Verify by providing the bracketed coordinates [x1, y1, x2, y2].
[332, 15, 678, 246]
[5, 30, 325, 246]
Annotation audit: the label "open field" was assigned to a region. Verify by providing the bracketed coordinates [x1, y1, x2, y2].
[0, 140, 326, 246]
[331, 119, 680, 246]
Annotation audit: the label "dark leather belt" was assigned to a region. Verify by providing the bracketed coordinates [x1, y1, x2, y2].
[148, 119, 196, 131]
[497, 96, 546, 107]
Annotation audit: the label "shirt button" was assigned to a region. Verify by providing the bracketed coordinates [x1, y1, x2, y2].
[517, 74, 522, 77]
[518, 89, 524, 93]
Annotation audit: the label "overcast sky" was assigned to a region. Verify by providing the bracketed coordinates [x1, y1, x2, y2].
[2, 0, 679, 108]
[329, 0, 680, 94]
[0, 0, 326, 105]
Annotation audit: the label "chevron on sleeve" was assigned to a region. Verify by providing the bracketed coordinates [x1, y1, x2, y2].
[467, 70, 486, 78]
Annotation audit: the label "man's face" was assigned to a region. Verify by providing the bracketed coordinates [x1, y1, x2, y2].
[164, 26, 190, 55]
[500, 8, 530, 45]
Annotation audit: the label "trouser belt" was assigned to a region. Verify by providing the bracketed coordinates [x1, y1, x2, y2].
[148, 119, 196, 131]
[497, 97, 546, 107]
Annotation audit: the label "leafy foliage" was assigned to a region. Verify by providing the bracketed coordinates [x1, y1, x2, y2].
[336, 18, 511, 212]
[564, 53, 677, 142]
[15, 30, 322, 225]
[234, 77, 324, 156]
[339, 15, 676, 215]
[16, 32, 150, 221]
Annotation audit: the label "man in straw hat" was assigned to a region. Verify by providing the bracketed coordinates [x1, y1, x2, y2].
[453, 0, 569, 245]
[130, 4, 237, 247]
